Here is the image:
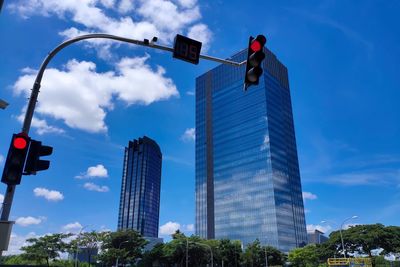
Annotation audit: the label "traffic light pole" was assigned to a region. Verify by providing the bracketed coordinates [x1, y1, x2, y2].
[0, 33, 246, 255]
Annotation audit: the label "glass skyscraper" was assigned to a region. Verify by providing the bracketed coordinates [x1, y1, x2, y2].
[195, 48, 307, 252]
[118, 136, 162, 238]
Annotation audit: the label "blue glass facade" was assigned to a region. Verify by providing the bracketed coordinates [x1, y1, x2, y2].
[195, 48, 307, 252]
[118, 136, 162, 238]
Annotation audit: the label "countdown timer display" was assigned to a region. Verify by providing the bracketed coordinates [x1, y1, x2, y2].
[173, 34, 202, 65]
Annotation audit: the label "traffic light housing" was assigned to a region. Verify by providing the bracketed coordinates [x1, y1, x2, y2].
[244, 35, 267, 90]
[1, 133, 30, 185]
[24, 140, 53, 175]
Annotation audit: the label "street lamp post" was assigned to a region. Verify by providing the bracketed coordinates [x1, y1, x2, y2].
[321, 215, 358, 258]
[186, 238, 189, 267]
[74, 225, 91, 267]
[339, 216, 358, 258]
[115, 240, 129, 267]
[265, 247, 269, 267]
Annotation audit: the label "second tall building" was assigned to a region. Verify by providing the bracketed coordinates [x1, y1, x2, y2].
[195, 48, 307, 252]
[118, 136, 162, 238]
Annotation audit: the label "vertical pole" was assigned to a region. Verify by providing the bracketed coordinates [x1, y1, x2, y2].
[339, 228, 346, 258]
[210, 247, 213, 267]
[0, 185, 15, 221]
[186, 238, 188, 267]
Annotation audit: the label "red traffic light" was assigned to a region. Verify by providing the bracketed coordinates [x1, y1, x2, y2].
[250, 41, 262, 52]
[250, 35, 267, 52]
[2, 133, 30, 185]
[13, 137, 28, 150]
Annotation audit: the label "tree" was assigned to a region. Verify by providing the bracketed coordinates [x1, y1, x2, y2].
[343, 224, 388, 257]
[314, 242, 336, 263]
[162, 234, 211, 267]
[71, 230, 105, 265]
[288, 245, 319, 267]
[97, 229, 147, 266]
[217, 239, 242, 267]
[20, 233, 73, 266]
[264, 245, 285, 266]
[242, 239, 265, 267]
[325, 224, 399, 258]
[241, 241, 285, 267]
[140, 243, 166, 267]
[383, 226, 400, 255]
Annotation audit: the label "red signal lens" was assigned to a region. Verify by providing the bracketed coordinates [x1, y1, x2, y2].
[250, 40, 262, 52]
[13, 137, 27, 149]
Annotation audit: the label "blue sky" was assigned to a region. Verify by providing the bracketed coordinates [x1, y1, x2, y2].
[0, 0, 399, 253]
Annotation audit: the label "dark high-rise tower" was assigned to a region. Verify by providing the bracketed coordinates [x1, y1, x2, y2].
[195, 48, 307, 252]
[118, 136, 162, 238]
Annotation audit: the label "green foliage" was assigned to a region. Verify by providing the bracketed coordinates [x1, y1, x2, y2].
[217, 239, 242, 267]
[2, 254, 34, 265]
[70, 230, 105, 265]
[384, 226, 400, 254]
[162, 233, 211, 267]
[141, 231, 243, 267]
[242, 239, 285, 267]
[97, 229, 147, 266]
[288, 245, 319, 267]
[20, 233, 73, 266]
[3, 224, 399, 267]
[326, 224, 400, 257]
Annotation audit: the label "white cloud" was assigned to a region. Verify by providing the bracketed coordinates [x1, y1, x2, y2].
[33, 187, 64, 202]
[0, 154, 4, 165]
[16, 216, 44, 227]
[76, 164, 108, 178]
[323, 170, 400, 186]
[186, 90, 195, 96]
[185, 224, 194, 232]
[159, 221, 180, 235]
[13, 56, 179, 133]
[87, 164, 108, 177]
[177, 0, 197, 8]
[0, 193, 4, 203]
[137, 0, 200, 33]
[118, 0, 134, 13]
[83, 182, 110, 192]
[307, 224, 332, 234]
[3, 232, 39, 255]
[343, 223, 360, 230]
[187, 23, 213, 51]
[16, 114, 65, 136]
[302, 191, 318, 201]
[10, 0, 211, 50]
[100, 0, 116, 9]
[9, 0, 212, 134]
[181, 127, 195, 142]
[159, 221, 194, 236]
[63, 222, 83, 233]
